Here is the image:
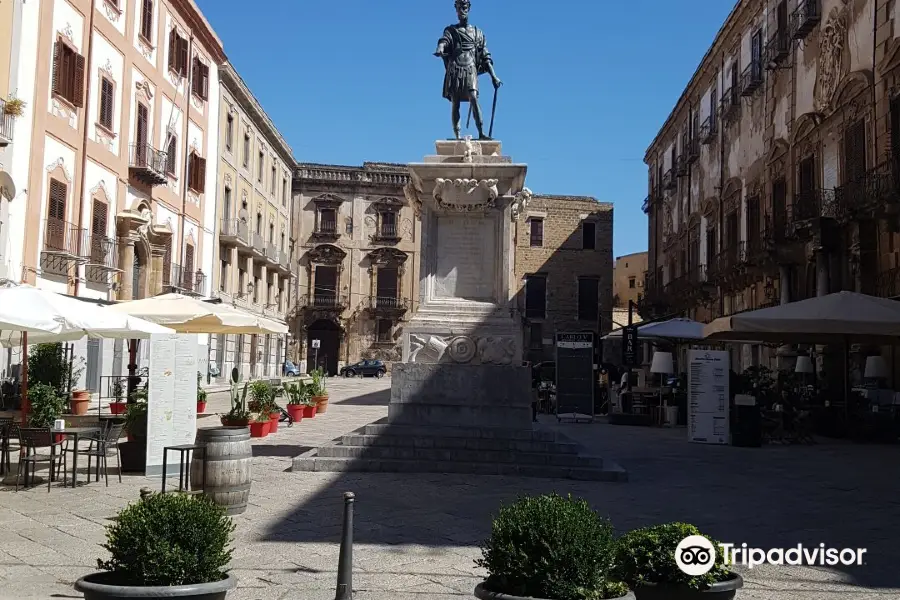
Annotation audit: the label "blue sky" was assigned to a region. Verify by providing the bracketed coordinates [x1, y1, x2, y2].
[196, 0, 735, 258]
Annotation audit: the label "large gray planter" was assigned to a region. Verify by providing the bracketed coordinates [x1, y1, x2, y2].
[475, 582, 635, 600]
[631, 573, 743, 600]
[74, 572, 237, 600]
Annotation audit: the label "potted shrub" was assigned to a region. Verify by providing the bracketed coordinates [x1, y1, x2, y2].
[474, 493, 631, 600]
[4, 96, 26, 117]
[309, 368, 329, 414]
[197, 372, 208, 414]
[248, 413, 270, 438]
[248, 380, 280, 432]
[613, 523, 742, 600]
[109, 378, 127, 415]
[284, 382, 308, 423]
[74, 492, 237, 599]
[119, 396, 148, 472]
[28, 382, 67, 442]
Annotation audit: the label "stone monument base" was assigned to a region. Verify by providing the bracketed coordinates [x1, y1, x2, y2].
[292, 364, 628, 481]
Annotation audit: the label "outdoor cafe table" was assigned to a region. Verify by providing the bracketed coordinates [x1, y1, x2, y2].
[52, 426, 100, 487]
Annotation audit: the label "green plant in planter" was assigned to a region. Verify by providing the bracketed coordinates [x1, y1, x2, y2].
[613, 522, 732, 592]
[111, 378, 125, 402]
[97, 492, 234, 586]
[225, 380, 251, 423]
[284, 382, 313, 406]
[476, 493, 627, 600]
[248, 379, 276, 413]
[308, 368, 327, 397]
[196, 371, 208, 404]
[3, 97, 26, 117]
[124, 400, 148, 438]
[28, 383, 67, 427]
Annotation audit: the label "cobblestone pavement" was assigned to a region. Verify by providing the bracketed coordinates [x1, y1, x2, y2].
[0, 378, 898, 599]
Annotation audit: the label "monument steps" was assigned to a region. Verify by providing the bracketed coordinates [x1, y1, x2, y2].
[363, 423, 558, 442]
[292, 455, 628, 482]
[342, 432, 580, 454]
[317, 443, 598, 467]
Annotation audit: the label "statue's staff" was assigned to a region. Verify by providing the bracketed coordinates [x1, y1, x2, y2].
[489, 85, 498, 139]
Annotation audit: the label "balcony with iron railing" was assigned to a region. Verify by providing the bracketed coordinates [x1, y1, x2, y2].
[791, 0, 821, 41]
[312, 219, 339, 239]
[163, 263, 206, 296]
[721, 87, 741, 121]
[662, 168, 676, 190]
[0, 99, 15, 146]
[674, 153, 688, 177]
[833, 160, 899, 220]
[42, 218, 87, 258]
[301, 293, 348, 310]
[790, 189, 838, 222]
[128, 143, 168, 186]
[765, 31, 791, 69]
[367, 295, 410, 313]
[699, 114, 718, 145]
[715, 242, 747, 274]
[740, 61, 764, 96]
[85, 234, 119, 284]
[220, 219, 251, 247]
[374, 222, 401, 242]
[251, 232, 266, 256]
[876, 266, 900, 299]
[687, 137, 700, 163]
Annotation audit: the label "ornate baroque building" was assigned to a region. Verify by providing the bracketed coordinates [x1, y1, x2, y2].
[3, 0, 224, 386]
[209, 62, 293, 382]
[289, 162, 417, 374]
[643, 0, 900, 368]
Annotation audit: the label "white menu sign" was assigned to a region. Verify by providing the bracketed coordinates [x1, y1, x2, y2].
[146, 334, 198, 475]
[687, 349, 730, 445]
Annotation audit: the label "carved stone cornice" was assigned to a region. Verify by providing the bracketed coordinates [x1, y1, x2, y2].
[432, 178, 499, 212]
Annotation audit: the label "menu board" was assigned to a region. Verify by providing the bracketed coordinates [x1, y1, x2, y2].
[555, 332, 595, 418]
[687, 350, 729, 445]
[145, 334, 198, 475]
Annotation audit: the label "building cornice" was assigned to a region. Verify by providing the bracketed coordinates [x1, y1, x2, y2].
[295, 162, 410, 188]
[221, 63, 295, 168]
[644, 0, 751, 163]
[171, 0, 226, 63]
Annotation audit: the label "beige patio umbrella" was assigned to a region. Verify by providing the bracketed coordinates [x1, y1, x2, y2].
[106, 293, 287, 334]
[703, 291, 900, 344]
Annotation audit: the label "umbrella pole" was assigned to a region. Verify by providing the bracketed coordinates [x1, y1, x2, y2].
[20, 332, 28, 425]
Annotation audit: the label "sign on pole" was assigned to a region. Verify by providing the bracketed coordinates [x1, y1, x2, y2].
[687, 349, 730, 445]
[311, 339, 321, 349]
[622, 325, 640, 366]
[555, 332, 595, 422]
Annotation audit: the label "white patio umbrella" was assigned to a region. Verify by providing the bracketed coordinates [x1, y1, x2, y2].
[107, 293, 288, 334]
[603, 318, 705, 341]
[0, 284, 174, 346]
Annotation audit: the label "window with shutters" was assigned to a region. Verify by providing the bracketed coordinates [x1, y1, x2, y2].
[529, 218, 543, 247]
[187, 152, 206, 194]
[90, 199, 109, 263]
[271, 166, 276, 194]
[98, 76, 114, 130]
[191, 57, 209, 100]
[46, 179, 68, 250]
[168, 29, 188, 76]
[165, 135, 177, 175]
[842, 119, 867, 184]
[51, 39, 85, 107]
[134, 103, 149, 165]
[183, 244, 195, 289]
[139, 0, 154, 43]
[257, 151, 264, 182]
[225, 114, 234, 152]
[282, 178, 287, 206]
[242, 133, 250, 168]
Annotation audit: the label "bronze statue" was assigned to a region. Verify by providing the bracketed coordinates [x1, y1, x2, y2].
[434, 0, 502, 140]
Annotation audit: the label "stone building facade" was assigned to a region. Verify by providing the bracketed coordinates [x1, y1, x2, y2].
[643, 0, 900, 371]
[289, 162, 417, 375]
[514, 194, 614, 364]
[613, 251, 648, 308]
[209, 63, 294, 382]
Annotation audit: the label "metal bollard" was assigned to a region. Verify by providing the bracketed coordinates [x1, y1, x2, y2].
[335, 491, 355, 600]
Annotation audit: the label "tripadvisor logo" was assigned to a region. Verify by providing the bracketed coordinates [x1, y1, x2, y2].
[675, 536, 868, 573]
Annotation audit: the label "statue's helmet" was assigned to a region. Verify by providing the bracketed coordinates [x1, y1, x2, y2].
[455, 0, 471, 9]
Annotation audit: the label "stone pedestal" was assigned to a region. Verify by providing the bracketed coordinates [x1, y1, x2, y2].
[292, 140, 626, 482]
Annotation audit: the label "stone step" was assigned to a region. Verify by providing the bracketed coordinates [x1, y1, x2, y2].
[341, 433, 579, 454]
[364, 423, 558, 442]
[317, 444, 599, 467]
[388, 403, 532, 428]
[292, 456, 628, 482]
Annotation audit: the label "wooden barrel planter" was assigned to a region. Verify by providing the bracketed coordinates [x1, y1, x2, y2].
[191, 427, 252, 516]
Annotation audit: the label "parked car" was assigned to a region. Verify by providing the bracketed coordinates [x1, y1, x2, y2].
[283, 360, 301, 377]
[340, 359, 387, 378]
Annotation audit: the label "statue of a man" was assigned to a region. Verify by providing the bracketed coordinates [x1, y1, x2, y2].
[434, 0, 502, 140]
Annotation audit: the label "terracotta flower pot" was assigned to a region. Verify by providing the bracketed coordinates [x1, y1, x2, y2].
[220, 416, 250, 427]
[313, 395, 329, 414]
[109, 402, 127, 415]
[70, 391, 90, 416]
[269, 411, 281, 433]
[197, 401, 207, 414]
[287, 404, 304, 423]
[249, 420, 270, 438]
[302, 404, 317, 419]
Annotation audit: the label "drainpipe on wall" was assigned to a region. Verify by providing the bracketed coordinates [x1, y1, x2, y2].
[717, 55, 726, 319]
[72, 1, 98, 298]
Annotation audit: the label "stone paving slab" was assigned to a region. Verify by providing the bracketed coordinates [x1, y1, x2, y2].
[0, 378, 898, 598]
